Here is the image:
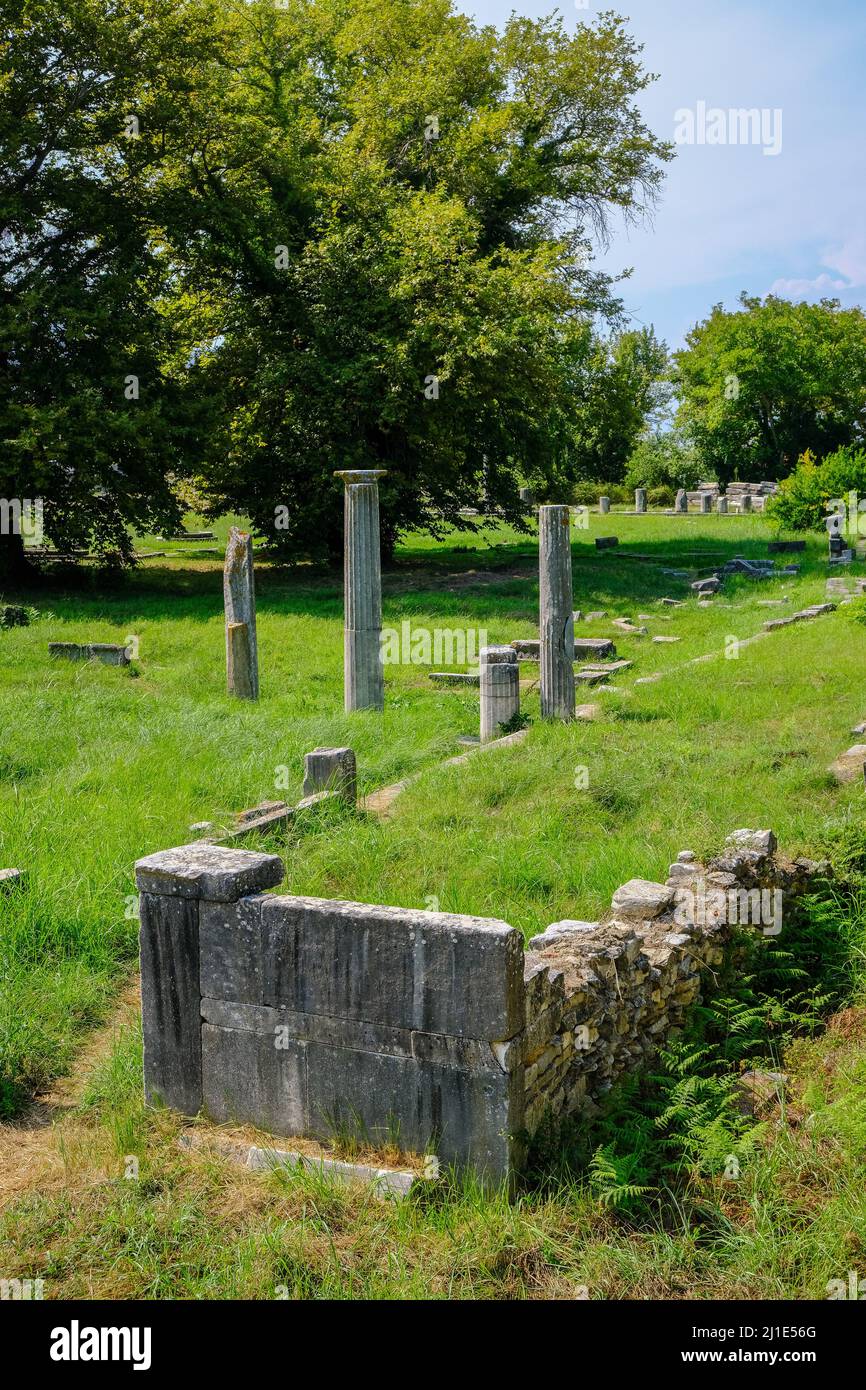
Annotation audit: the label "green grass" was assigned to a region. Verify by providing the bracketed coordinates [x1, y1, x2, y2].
[3, 508, 866, 1300]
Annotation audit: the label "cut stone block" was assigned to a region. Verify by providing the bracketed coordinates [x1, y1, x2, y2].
[135, 842, 284, 902]
[48, 641, 130, 666]
[257, 895, 524, 1039]
[510, 638, 615, 660]
[763, 603, 835, 632]
[595, 536, 619, 549]
[574, 703, 601, 720]
[652, 635, 680, 643]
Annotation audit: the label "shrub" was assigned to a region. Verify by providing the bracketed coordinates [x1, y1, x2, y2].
[571, 482, 631, 506]
[647, 485, 674, 507]
[625, 432, 703, 492]
[766, 446, 866, 533]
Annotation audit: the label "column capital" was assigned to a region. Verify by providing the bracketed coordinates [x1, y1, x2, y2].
[334, 469, 388, 486]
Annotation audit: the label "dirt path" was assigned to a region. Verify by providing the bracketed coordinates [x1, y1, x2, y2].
[0, 978, 140, 1210]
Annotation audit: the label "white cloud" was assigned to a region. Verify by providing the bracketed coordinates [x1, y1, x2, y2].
[770, 238, 866, 300]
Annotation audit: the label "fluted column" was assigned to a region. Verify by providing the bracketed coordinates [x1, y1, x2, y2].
[538, 505, 575, 721]
[480, 646, 519, 742]
[335, 469, 387, 712]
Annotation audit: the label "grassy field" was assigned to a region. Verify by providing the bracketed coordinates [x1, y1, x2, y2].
[2, 508, 866, 1298]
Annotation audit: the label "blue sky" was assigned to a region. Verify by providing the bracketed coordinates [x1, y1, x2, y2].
[461, 0, 866, 350]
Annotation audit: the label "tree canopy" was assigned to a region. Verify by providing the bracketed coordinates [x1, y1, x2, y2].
[1, 0, 673, 568]
[673, 293, 866, 489]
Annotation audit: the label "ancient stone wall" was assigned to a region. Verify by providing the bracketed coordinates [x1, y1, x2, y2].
[136, 830, 827, 1188]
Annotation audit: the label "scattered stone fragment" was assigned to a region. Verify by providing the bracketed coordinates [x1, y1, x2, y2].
[677, 850, 696, 862]
[303, 747, 357, 803]
[691, 576, 720, 594]
[763, 603, 835, 632]
[575, 703, 601, 720]
[652, 635, 680, 643]
[510, 637, 616, 660]
[189, 822, 217, 836]
[610, 878, 675, 919]
[634, 673, 662, 685]
[595, 536, 619, 549]
[851, 722, 866, 735]
[429, 672, 480, 685]
[583, 610, 607, 621]
[757, 598, 790, 607]
[659, 598, 683, 607]
[0, 868, 24, 892]
[828, 744, 866, 784]
[734, 1070, 787, 1118]
[662, 568, 690, 579]
[725, 828, 777, 857]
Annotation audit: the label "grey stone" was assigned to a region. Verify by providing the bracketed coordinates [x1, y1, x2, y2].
[635, 488, 647, 513]
[429, 671, 480, 685]
[246, 1145, 417, 1198]
[610, 879, 676, 920]
[139, 892, 202, 1114]
[595, 536, 618, 549]
[303, 746, 357, 802]
[135, 843, 284, 902]
[202, 1023, 307, 1135]
[0, 867, 24, 891]
[599, 495, 610, 514]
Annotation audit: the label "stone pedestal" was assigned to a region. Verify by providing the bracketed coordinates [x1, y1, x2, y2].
[599, 496, 610, 515]
[717, 496, 728, 514]
[335, 470, 387, 712]
[480, 646, 519, 742]
[538, 505, 575, 721]
[700, 493, 712, 514]
[635, 488, 647, 513]
[675, 489, 688, 513]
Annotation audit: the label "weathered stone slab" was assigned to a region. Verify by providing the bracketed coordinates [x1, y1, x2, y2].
[763, 603, 835, 632]
[510, 638, 615, 660]
[139, 892, 202, 1114]
[49, 641, 130, 666]
[135, 843, 284, 902]
[199, 897, 267, 1003]
[201, 1023, 307, 1135]
[258, 895, 524, 1039]
[0, 867, 24, 892]
[595, 536, 619, 549]
[246, 1145, 417, 1198]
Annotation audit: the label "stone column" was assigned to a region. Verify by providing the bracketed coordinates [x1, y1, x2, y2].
[599, 495, 610, 515]
[224, 528, 259, 699]
[675, 489, 688, 513]
[741, 494, 752, 513]
[480, 646, 520, 742]
[519, 486, 535, 510]
[635, 488, 647, 513]
[335, 470, 387, 712]
[538, 505, 575, 721]
[700, 493, 712, 514]
[135, 843, 284, 1114]
[717, 495, 728, 514]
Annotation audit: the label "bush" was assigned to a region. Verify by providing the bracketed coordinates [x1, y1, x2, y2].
[647, 485, 674, 507]
[625, 433, 703, 492]
[766, 447, 866, 533]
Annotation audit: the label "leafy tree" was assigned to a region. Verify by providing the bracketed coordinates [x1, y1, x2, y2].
[673, 293, 866, 490]
[158, 0, 673, 557]
[766, 446, 866, 533]
[570, 325, 670, 485]
[0, 0, 217, 578]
